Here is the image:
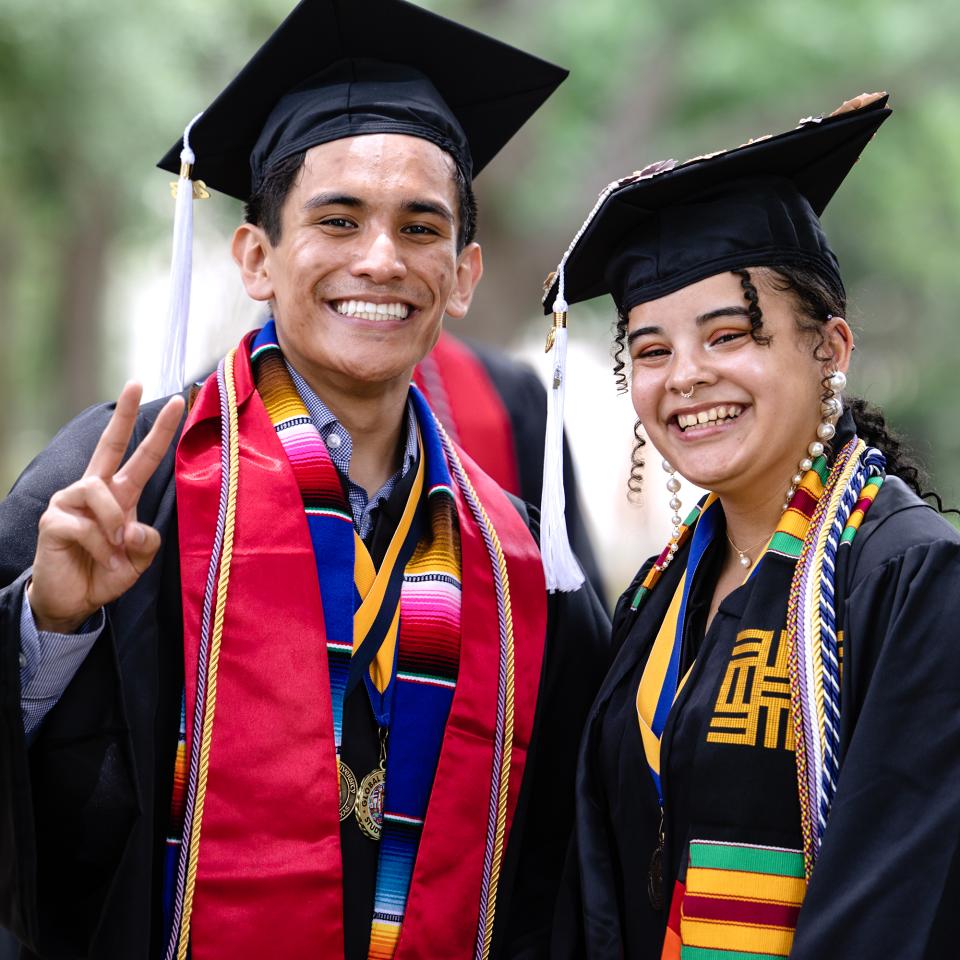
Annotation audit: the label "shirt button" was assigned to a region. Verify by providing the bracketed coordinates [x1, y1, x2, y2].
[19, 652, 27, 668]
[327, 434, 342, 450]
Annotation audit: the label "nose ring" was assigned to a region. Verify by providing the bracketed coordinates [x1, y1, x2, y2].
[680, 385, 696, 400]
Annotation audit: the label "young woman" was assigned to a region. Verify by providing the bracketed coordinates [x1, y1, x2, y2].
[545, 94, 960, 959]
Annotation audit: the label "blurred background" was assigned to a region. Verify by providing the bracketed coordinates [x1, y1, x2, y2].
[2, 0, 959, 597]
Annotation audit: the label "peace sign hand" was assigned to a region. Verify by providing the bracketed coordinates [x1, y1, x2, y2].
[27, 383, 186, 634]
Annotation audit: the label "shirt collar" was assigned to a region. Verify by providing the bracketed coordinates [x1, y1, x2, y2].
[284, 358, 419, 480]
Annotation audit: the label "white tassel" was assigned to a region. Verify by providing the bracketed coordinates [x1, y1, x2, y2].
[540, 270, 585, 593]
[156, 113, 204, 399]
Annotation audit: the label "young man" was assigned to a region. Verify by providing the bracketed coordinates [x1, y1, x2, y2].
[0, 1, 610, 958]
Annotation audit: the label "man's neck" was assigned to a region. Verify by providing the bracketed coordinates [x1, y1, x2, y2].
[303, 367, 411, 496]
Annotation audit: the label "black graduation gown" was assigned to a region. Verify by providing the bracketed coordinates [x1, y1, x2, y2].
[465, 341, 606, 609]
[554, 472, 960, 960]
[0, 394, 612, 960]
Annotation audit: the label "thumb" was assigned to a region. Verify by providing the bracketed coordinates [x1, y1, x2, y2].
[123, 522, 162, 574]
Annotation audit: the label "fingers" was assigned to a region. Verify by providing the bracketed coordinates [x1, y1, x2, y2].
[52, 476, 127, 546]
[38, 509, 122, 572]
[113, 394, 186, 508]
[84, 382, 144, 480]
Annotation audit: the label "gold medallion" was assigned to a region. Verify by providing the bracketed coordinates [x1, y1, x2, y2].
[355, 766, 386, 840]
[338, 759, 358, 822]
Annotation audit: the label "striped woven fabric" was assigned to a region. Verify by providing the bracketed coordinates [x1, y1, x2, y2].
[767, 455, 829, 560]
[679, 840, 806, 959]
[162, 696, 188, 941]
[162, 322, 462, 960]
[369, 388, 462, 959]
[630, 502, 705, 611]
[252, 324, 462, 960]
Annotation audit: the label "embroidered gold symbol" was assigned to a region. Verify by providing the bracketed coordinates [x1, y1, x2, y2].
[707, 628, 794, 751]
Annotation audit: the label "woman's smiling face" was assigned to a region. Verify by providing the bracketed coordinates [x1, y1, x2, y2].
[626, 270, 850, 502]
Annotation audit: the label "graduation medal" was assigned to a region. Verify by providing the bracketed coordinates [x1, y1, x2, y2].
[356, 763, 386, 840]
[356, 729, 388, 840]
[339, 759, 359, 821]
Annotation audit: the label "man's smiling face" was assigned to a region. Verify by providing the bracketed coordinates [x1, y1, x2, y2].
[234, 132, 481, 396]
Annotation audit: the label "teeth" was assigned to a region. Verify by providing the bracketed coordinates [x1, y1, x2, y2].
[678, 405, 742, 431]
[333, 300, 410, 320]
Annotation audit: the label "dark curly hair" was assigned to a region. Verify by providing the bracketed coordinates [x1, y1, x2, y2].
[244, 149, 478, 252]
[613, 264, 952, 511]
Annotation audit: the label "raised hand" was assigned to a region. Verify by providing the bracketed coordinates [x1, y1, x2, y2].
[27, 383, 186, 633]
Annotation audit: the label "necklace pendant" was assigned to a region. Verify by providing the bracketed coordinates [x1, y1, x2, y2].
[738, 552, 751, 568]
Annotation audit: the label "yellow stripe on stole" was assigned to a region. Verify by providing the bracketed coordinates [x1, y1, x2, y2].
[368, 920, 401, 960]
[846, 481, 880, 533]
[799, 470, 824, 500]
[684, 867, 806, 905]
[680, 917, 795, 955]
[777, 507, 814, 541]
[352, 430, 425, 693]
[636, 570, 691, 779]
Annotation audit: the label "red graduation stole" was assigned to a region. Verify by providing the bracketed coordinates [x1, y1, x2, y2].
[413, 332, 522, 497]
[174, 334, 546, 959]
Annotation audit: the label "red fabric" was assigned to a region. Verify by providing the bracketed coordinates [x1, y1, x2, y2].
[413, 332, 522, 496]
[176, 338, 344, 960]
[176, 335, 547, 959]
[660, 880, 685, 960]
[680, 893, 801, 928]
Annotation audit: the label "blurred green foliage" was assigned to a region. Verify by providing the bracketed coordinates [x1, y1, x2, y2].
[1, 0, 959, 503]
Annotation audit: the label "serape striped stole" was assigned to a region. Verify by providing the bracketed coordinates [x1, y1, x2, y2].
[251, 323, 462, 960]
[169, 329, 546, 960]
[164, 322, 463, 960]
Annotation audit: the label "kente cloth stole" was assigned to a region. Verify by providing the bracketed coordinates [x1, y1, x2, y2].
[633, 441, 886, 960]
[163, 320, 463, 960]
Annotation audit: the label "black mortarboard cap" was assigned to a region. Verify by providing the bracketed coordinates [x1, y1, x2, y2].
[535, 94, 891, 596]
[158, 0, 568, 199]
[542, 93, 891, 315]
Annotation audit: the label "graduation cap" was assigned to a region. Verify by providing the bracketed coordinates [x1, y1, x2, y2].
[154, 0, 567, 398]
[537, 93, 891, 593]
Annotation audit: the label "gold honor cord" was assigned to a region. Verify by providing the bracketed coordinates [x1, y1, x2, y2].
[177, 349, 241, 958]
[442, 440, 516, 960]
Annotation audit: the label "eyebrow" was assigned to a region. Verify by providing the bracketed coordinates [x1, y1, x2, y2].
[303, 192, 363, 212]
[400, 198, 454, 224]
[626, 305, 752, 345]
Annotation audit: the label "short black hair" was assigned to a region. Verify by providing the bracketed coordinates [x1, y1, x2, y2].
[244, 148, 478, 251]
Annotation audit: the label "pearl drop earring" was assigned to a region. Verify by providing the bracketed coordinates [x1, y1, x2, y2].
[783, 369, 846, 510]
[663, 458, 683, 557]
